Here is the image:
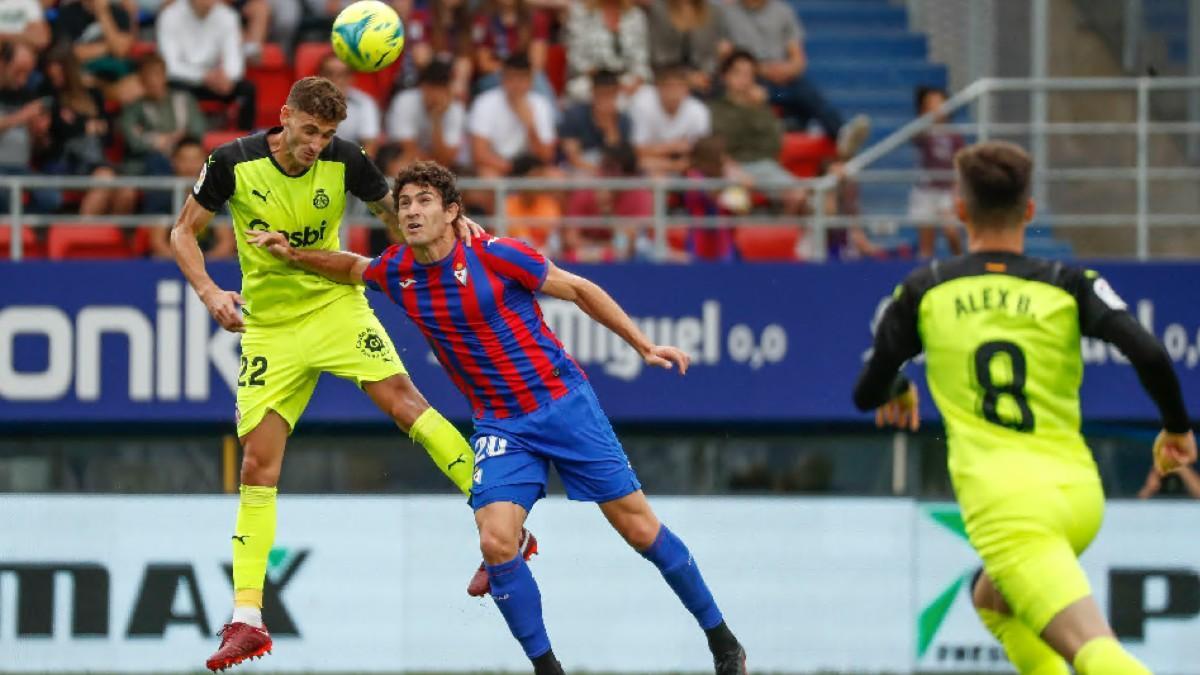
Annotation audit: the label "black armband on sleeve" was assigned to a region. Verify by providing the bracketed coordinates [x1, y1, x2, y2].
[1095, 312, 1191, 433]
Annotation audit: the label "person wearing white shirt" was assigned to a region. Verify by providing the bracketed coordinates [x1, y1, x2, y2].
[467, 53, 555, 178]
[156, 0, 257, 129]
[0, 0, 49, 50]
[386, 60, 464, 168]
[318, 54, 381, 156]
[629, 64, 710, 175]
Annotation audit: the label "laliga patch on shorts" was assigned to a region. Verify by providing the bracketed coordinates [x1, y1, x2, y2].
[1093, 277, 1127, 310]
[356, 328, 391, 360]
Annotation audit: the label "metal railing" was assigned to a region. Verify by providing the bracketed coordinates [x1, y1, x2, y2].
[4, 77, 1200, 262]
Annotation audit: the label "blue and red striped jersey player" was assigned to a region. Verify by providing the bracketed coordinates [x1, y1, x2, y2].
[248, 161, 748, 675]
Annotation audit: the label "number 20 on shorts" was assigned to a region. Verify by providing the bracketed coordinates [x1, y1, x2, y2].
[474, 436, 508, 464]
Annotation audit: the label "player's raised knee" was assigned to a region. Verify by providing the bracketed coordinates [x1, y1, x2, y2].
[239, 452, 281, 487]
[971, 569, 1011, 614]
[478, 523, 521, 563]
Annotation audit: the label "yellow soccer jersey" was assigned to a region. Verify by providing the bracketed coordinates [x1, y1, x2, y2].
[191, 129, 390, 325]
[859, 253, 1134, 512]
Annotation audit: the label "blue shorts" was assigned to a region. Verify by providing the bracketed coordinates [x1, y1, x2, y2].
[469, 383, 641, 512]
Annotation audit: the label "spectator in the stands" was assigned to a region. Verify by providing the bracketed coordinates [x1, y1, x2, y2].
[630, 63, 710, 175]
[563, 142, 651, 262]
[644, 0, 729, 95]
[119, 53, 207, 177]
[681, 135, 738, 261]
[472, 0, 555, 100]
[910, 85, 964, 258]
[0, 0, 50, 51]
[408, 0, 475, 101]
[144, 137, 235, 257]
[53, 0, 140, 104]
[722, 0, 869, 158]
[559, 69, 630, 174]
[385, 59, 465, 168]
[157, 0, 257, 130]
[229, 0, 272, 63]
[468, 53, 556, 178]
[37, 44, 137, 216]
[504, 153, 561, 252]
[0, 42, 56, 214]
[318, 53, 381, 156]
[820, 159, 883, 261]
[709, 50, 806, 215]
[565, 0, 649, 101]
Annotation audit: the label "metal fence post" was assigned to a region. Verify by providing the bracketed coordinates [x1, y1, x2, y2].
[653, 179, 667, 261]
[1189, 0, 1200, 160]
[977, 86, 991, 142]
[1031, 0, 1049, 208]
[494, 180, 509, 237]
[1136, 77, 1150, 260]
[811, 181, 828, 263]
[9, 180, 21, 261]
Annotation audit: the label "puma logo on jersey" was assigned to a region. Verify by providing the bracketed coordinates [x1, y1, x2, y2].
[251, 189, 271, 202]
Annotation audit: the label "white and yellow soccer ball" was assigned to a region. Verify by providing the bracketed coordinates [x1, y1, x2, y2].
[331, 1, 405, 73]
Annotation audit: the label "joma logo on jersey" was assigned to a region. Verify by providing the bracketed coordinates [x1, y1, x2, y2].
[247, 219, 329, 247]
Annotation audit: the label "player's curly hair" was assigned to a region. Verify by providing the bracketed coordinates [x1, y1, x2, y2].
[955, 141, 1032, 229]
[287, 76, 347, 123]
[394, 161, 464, 214]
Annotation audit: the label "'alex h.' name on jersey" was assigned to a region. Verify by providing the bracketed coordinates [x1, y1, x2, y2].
[191, 129, 390, 325]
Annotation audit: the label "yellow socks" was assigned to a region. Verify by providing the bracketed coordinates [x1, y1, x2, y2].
[409, 407, 475, 495]
[232, 484, 278, 611]
[976, 608, 1069, 675]
[1073, 637, 1151, 675]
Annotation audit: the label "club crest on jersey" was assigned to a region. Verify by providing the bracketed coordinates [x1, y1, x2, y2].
[312, 188, 330, 209]
[356, 328, 389, 359]
[454, 262, 469, 286]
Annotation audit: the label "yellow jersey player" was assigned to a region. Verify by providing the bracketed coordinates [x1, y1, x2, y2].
[854, 141, 1196, 675]
[170, 77, 536, 672]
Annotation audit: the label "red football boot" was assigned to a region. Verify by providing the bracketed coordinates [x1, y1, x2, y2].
[467, 527, 538, 597]
[205, 622, 272, 672]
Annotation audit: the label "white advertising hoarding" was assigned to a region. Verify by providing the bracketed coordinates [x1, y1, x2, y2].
[2, 496, 1197, 673]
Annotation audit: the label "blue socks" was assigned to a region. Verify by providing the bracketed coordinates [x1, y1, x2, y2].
[486, 555, 551, 659]
[640, 525, 724, 630]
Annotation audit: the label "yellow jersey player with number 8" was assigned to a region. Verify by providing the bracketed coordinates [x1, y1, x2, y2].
[854, 141, 1196, 675]
[170, 77, 538, 673]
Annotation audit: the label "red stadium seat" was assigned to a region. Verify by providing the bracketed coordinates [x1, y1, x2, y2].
[667, 227, 688, 252]
[203, 130, 243, 153]
[779, 133, 836, 178]
[544, 43, 567, 97]
[246, 43, 292, 129]
[47, 224, 131, 259]
[734, 226, 800, 261]
[347, 226, 371, 255]
[294, 42, 334, 80]
[0, 225, 43, 258]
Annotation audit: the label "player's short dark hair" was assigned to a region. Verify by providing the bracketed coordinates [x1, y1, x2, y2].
[720, 49, 756, 76]
[503, 53, 532, 72]
[419, 60, 453, 86]
[394, 160, 463, 215]
[954, 141, 1033, 229]
[173, 136, 203, 155]
[287, 76, 347, 123]
[915, 85, 948, 113]
[591, 69, 621, 89]
[653, 63, 689, 83]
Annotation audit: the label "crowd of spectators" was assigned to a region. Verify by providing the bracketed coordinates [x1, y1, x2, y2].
[0, 0, 952, 264]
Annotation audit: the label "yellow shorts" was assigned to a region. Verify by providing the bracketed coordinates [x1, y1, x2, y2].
[235, 294, 405, 437]
[964, 479, 1104, 633]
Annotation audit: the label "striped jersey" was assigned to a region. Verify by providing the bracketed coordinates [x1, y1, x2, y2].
[363, 234, 586, 419]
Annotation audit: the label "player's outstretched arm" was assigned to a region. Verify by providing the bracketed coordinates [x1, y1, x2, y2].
[171, 195, 245, 333]
[540, 262, 690, 374]
[1094, 312, 1195, 473]
[852, 283, 923, 431]
[247, 229, 371, 286]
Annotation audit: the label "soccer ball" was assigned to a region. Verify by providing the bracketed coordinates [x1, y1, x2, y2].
[331, 1, 405, 73]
